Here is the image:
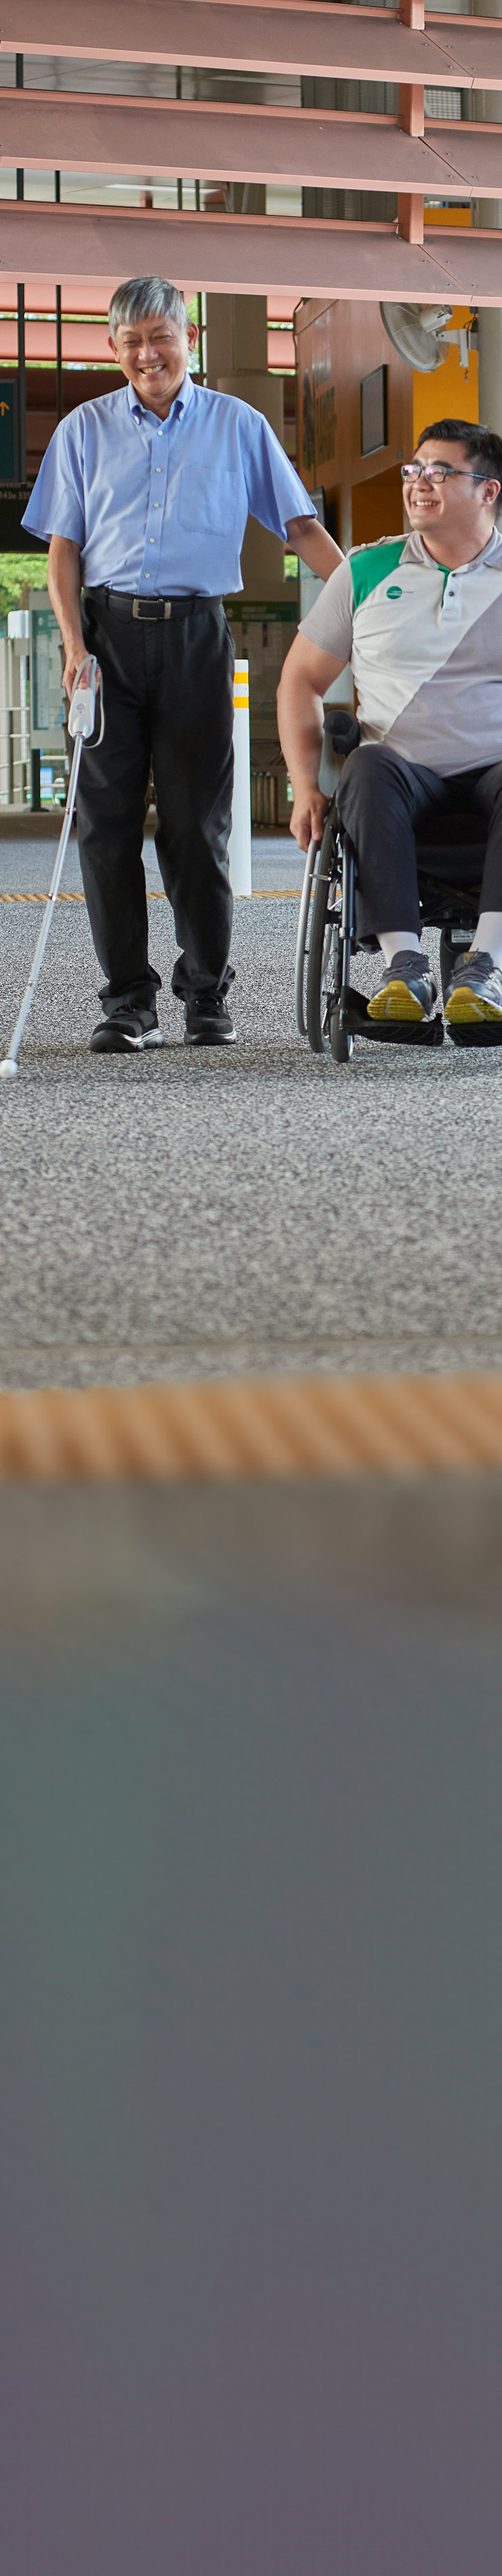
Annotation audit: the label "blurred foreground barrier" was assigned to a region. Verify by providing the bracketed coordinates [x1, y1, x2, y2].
[2, 1372, 502, 1482]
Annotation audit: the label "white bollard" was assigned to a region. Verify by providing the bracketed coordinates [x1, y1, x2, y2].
[228, 657, 252, 898]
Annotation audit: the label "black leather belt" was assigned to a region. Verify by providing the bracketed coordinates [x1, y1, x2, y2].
[84, 588, 223, 623]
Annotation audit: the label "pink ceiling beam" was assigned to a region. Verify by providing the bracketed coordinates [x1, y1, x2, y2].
[1, 203, 501, 302]
[1, 3, 502, 92]
[0, 317, 113, 358]
[3, 90, 502, 198]
[0, 277, 145, 309]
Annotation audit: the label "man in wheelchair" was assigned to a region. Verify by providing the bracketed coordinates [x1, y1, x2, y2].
[278, 416, 502, 1031]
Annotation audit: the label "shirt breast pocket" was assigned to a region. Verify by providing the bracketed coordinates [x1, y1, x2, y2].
[177, 467, 240, 535]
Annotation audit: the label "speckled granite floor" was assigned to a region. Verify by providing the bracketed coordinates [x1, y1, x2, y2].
[1, 834, 501, 1388]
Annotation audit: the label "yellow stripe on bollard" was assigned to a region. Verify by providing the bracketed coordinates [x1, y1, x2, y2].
[229, 657, 252, 897]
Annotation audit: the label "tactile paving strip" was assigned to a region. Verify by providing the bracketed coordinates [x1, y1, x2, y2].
[0, 889, 301, 904]
[1, 1371, 502, 1483]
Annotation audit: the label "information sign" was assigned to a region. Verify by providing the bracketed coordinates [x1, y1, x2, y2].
[28, 595, 66, 749]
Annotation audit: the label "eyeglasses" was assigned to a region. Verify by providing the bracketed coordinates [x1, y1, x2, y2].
[401, 461, 484, 487]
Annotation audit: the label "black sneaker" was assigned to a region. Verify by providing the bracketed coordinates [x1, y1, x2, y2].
[90, 1003, 164, 1054]
[184, 995, 236, 1047]
[368, 948, 438, 1024]
[444, 949, 502, 1026]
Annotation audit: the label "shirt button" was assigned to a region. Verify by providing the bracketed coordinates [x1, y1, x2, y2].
[153, 503, 159, 510]
[149, 537, 155, 544]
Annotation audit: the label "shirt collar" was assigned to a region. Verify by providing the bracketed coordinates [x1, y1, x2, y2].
[126, 369, 195, 428]
[405, 525, 502, 573]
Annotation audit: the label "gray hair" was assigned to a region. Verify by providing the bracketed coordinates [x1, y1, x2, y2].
[109, 277, 189, 338]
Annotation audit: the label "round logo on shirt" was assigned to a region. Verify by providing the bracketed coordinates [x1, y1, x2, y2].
[387, 585, 402, 599]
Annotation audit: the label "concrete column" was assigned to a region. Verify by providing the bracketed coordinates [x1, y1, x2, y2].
[472, 0, 502, 437]
[478, 309, 502, 439]
[206, 292, 268, 381]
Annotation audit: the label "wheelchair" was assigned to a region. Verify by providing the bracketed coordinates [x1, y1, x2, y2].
[295, 708, 497, 1066]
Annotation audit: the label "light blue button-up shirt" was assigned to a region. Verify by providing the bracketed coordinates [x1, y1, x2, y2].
[22, 371, 316, 595]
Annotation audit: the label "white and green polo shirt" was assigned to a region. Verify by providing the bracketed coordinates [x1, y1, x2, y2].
[300, 527, 502, 775]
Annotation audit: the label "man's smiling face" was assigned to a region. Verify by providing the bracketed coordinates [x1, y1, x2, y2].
[402, 435, 500, 565]
[109, 310, 198, 417]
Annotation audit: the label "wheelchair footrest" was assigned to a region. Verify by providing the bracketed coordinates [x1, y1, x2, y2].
[341, 991, 444, 1047]
[446, 1020, 502, 1048]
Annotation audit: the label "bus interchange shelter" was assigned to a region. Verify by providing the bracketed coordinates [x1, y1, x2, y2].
[1, 2, 501, 315]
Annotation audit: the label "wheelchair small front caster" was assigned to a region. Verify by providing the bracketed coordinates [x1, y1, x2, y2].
[330, 1007, 353, 1065]
[440, 927, 467, 1007]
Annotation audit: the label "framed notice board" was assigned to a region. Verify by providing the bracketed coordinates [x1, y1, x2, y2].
[360, 365, 388, 458]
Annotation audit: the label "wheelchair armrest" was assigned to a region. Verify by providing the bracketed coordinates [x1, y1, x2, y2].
[323, 708, 360, 754]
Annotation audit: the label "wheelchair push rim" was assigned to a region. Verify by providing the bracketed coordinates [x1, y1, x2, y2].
[294, 835, 320, 1038]
[305, 813, 341, 1055]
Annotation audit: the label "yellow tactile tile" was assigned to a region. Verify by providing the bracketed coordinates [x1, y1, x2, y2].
[1, 1371, 502, 1484]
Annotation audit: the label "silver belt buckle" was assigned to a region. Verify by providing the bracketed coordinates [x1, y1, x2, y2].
[132, 596, 171, 620]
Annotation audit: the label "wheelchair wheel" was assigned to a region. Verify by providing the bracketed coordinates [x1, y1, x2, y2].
[330, 1005, 353, 1066]
[305, 817, 341, 1054]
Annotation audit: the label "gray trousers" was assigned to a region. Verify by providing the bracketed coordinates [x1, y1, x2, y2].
[336, 745, 502, 939]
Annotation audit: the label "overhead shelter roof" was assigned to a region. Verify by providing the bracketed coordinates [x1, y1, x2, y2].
[1, 2, 501, 299]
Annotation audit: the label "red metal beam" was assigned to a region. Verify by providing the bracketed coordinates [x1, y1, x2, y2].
[0, 203, 500, 302]
[1, 4, 502, 92]
[2, 90, 502, 198]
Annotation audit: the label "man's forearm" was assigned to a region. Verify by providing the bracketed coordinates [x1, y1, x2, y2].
[277, 665, 327, 851]
[277, 664, 324, 794]
[286, 516, 343, 580]
[47, 536, 85, 696]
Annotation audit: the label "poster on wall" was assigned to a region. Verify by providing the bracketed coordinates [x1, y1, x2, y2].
[296, 306, 336, 489]
[313, 310, 336, 476]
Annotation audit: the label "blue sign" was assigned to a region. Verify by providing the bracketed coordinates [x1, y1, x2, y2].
[0, 380, 19, 482]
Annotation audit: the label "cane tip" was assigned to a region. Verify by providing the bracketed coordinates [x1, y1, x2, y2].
[0, 1058, 18, 1079]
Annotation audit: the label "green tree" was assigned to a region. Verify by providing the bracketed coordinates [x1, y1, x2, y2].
[0, 552, 47, 623]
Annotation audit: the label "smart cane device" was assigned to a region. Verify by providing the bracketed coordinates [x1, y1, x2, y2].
[0, 656, 104, 1080]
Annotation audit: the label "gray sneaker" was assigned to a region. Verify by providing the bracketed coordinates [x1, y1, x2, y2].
[184, 995, 236, 1046]
[368, 949, 438, 1025]
[90, 1003, 164, 1054]
[444, 949, 502, 1026]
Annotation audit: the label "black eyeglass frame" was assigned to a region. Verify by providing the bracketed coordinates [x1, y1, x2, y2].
[401, 461, 486, 487]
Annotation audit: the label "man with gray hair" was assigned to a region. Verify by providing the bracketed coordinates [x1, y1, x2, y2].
[22, 276, 341, 1053]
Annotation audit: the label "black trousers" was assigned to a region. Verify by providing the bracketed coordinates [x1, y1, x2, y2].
[77, 595, 235, 1009]
[336, 744, 502, 940]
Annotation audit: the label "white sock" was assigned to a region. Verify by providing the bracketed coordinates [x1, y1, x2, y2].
[378, 931, 422, 967]
[469, 912, 502, 970]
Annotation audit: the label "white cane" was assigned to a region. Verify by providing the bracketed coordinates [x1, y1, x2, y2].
[0, 656, 104, 1080]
